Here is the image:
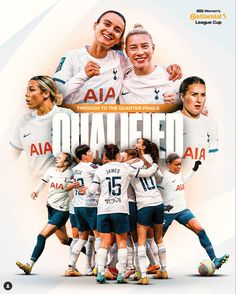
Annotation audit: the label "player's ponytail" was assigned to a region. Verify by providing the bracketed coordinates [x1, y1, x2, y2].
[31, 75, 62, 105]
[103, 144, 120, 160]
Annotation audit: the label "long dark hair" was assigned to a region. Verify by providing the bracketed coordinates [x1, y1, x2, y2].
[141, 138, 159, 164]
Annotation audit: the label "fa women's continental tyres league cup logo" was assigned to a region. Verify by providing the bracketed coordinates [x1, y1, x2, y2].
[190, 9, 227, 25]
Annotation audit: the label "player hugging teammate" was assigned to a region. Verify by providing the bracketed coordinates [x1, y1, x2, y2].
[13, 9, 228, 285]
[16, 139, 229, 284]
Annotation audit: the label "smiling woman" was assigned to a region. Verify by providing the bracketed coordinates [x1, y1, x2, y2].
[53, 11, 182, 105]
[9, 76, 73, 176]
[119, 24, 181, 104]
[54, 10, 129, 105]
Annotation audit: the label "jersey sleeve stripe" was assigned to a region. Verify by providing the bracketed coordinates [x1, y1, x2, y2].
[209, 148, 219, 153]
[53, 78, 66, 84]
[157, 185, 164, 190]
[135, 168, 140, 178]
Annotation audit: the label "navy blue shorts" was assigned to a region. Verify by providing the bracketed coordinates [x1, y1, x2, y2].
[69, 213, 77, 228]
[74, 207, 97, 232]
[163, 208, 195, 235]
[47, 205, 69, 228]
[97, 213, 130, 234]
[137, 204, 164, 227]
[129, 202, 137, 232]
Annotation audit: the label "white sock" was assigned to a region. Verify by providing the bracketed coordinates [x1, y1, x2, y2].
[158, 243, 167, 272]
[91, 249, 96, 268]
[97, 248, 108, 275]
[127, 236, 135, 270]
[94, 237, 101, 267]
[85, 235, 95, 268]
[147, 238, 159, 264]
[117, 248, 127, 275]
[146, 241, 157, 265]
[69, 239, 87, 267]
[138, 246, 147, 278]
[109, 243, 118, 268]
[134, 242, 140, 272]
[70, 238, 79, 254]
[28, 260, 35, 267]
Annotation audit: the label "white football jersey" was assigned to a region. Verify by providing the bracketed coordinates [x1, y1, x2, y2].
[54, 47, 130, 104]
[130, 155, 163, 210]
[42, 167, 73, 211]
[119, 66, 178, 104]
[88, 161, 158, 215]
[182, 113, 218, 162]
[72, 161, 99, 208]
[10, 105, 73, 176]
[69, 196, 75, 214]
[158, 170, 195, 214]
[127, 184, 136, 203]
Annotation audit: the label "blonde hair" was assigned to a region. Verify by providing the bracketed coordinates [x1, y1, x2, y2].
[31, 75, 62, 105]
[125, 23, 154, 46]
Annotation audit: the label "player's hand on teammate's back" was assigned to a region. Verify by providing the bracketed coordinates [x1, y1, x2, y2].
[163, 92, 177, 104]
[166, 64, 183, 81]
[31, 192, 38, 200]
[193, 160, 202, 171]
[85, 61, 100, 78]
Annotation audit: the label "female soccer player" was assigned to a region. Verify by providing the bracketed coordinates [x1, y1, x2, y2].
[125, 139, 167, 285]
[10, 76, 72, 176]
[54, 11, 182, 104]
[119, 24, 181, 104]
[79, 144, 158, 284]
[159, 153, 229, 270]
[179, 76, 218, 162]
[16, 152, 77, 274]
[65, 144, 100, 276]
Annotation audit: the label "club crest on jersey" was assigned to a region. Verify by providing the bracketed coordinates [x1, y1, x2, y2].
[154, 88, 160, 100]
[30, 142, 52, 156]
[50, 182, 64, 189]
[183, 147, 205, 160]
[83, 87, 115, 102]
[113, 68, 117, 80]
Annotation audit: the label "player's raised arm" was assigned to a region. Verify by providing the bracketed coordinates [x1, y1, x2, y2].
[183, 160, 202, 183]
[129, 163, 158, 178]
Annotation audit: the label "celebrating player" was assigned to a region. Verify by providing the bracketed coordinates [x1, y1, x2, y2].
[54, 11, 182, 104]
[79, 144, 158, 284]
[159, 153, 229, 270]
[16, 152, 76, 275]
[10, 76, 72, 176]
[179, 76, 218, 162]
[65, 144, 100, 277]
[128, 139, 167, 284]
[119, 24, 181, 104]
